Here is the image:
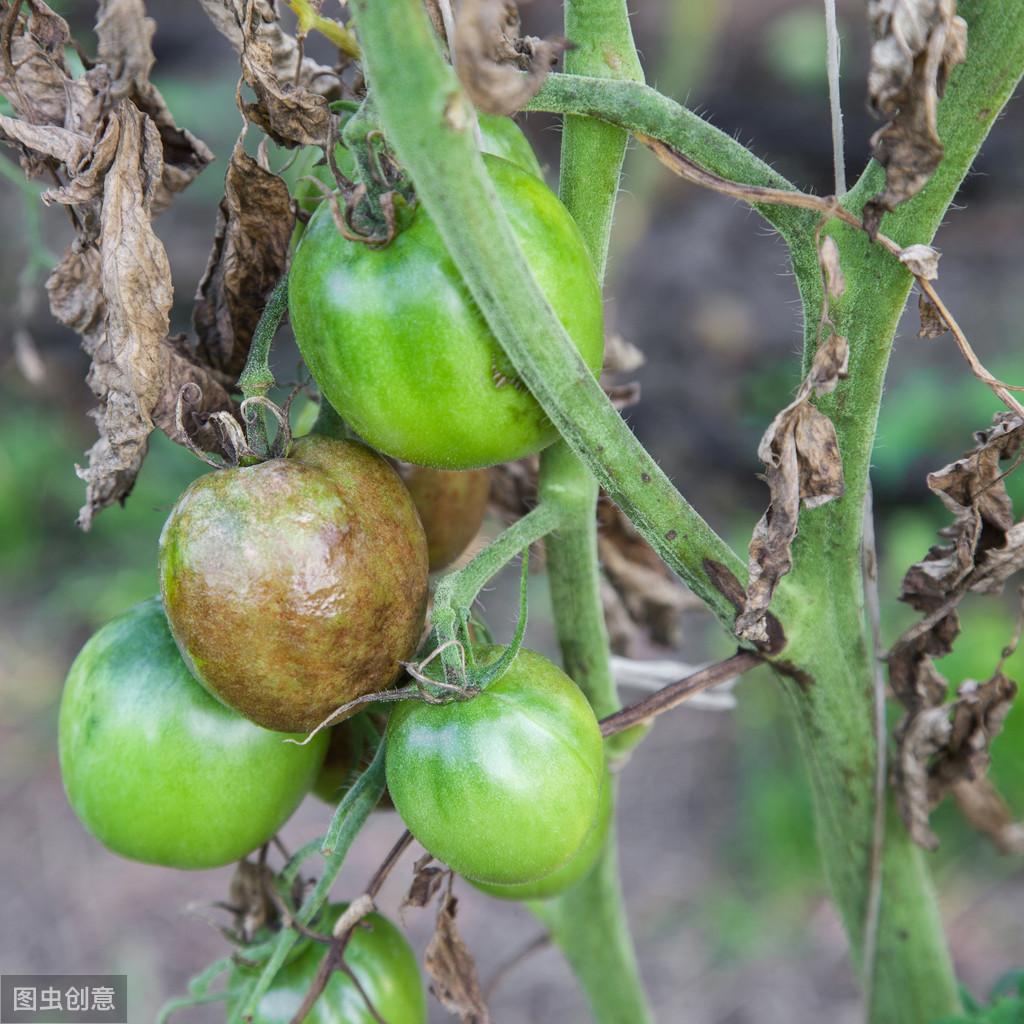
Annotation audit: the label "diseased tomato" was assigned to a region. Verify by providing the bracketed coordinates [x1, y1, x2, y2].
[470, 771, 613, 901]
[402, 465, 490, 572]
[159, 434, 429, 733]
[385, 647, 605, 885]
[58, 599, 327, 869]
[227, 903, 427, 1023]
[289, 155, 604, 469]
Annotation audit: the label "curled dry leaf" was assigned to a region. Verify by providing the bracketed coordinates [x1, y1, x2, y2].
[899, 242, 941, 280]
[193, 134, 293, 378]
[46, 104, 232, 529]
[597, 501, 702, 654]
[736, 334, 849, 644]
[401, 853, 447, 914]
[234, 0, 338, 147]
[453, 0, 569, 116]
[918, 291, 948, 337]
[94, 0, 213, 210]
[887, 414, 1024, 850]
[425, 888, 491, 1024]
[864, 0, 968, 235]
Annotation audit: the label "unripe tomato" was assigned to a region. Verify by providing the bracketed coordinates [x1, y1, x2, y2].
[403, 465, 490, 572]
[159, 435, 429, 733]
[385, 647, 605, 885]
[58, 600, 327, 869]
[227, 903, 427, 1023]
[470, 771, 613, 901]
[289, 155, 604, 469]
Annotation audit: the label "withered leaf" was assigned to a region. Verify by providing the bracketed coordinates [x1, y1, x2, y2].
[597, 500, 699, 653]
[47, 104, 231, 529]
[453, 0, 569, 116]
[193, 133, 293, 378]
[236, 0, 333, 147]
[864, 0, 967, 234]
[899, 242, 941, 280]
[0, 0, 77, 127]
[94, 0, 214, 210]
[952, 777, 1024, 854]
[737, 334, 848, 643]
[918, 291, 947, 337]
[401, 853, 447, 913]
[893, 671, 1019, 850]
[424, 889, 491, 1024]
[887, 415, 1024, 851]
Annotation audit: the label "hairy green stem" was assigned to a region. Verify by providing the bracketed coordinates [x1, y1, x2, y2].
[777, 3, 1024, 1020]
[530, 3, 652, 1021]
[236, 275, 289, 456]
[229, 742, 387, 1022]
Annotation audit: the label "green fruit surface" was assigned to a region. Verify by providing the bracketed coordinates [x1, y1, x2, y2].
[289, 155, 604, 469]
[59, 599, 327, 869]
[386, 646, 605, 884]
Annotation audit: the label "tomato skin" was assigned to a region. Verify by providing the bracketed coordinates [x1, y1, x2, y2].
[289, 155, 604, 469]
[159, 435, 428, 733]
[227, 903, 426, 1024]
[403, 466, 490, 572]
[385, 647, 605, 885]
[58, 599, 327, 870]
[470, 771, 613, 901]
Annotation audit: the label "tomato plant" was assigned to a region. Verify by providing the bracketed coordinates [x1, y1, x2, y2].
[227, 903, 427, 1023]
[288, 154, 605, 469]
[58, 599, 328, 870]
[385, 646, 605, 884]
[159, 434, 429, 733]
[296, 112, 542, 215]
[403, 465, 491, 572]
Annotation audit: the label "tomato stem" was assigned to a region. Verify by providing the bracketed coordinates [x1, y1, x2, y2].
[236, 275, 289, 457]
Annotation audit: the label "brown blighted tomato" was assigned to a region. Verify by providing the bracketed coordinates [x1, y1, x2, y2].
[159, 435, 429, 733]
[402, 466, 490, 572]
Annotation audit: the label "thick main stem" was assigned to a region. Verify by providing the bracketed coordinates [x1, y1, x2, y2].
[531, 5, 651, 1018]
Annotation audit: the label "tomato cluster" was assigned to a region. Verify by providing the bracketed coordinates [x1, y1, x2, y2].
[57, 117, 611, 1017]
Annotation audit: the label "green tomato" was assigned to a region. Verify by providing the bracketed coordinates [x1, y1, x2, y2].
[159, 435, 429, 733]
[402, 465, 491, 572]
[58, 599, 327, 870]
[470, 770, 613, 901]
[289, 155, 604, 469]
[227, 903, 426, 1024]
[385, 646, 605, 885]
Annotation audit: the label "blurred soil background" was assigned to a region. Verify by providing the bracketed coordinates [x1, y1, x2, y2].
[1, 1, 1023, 1021]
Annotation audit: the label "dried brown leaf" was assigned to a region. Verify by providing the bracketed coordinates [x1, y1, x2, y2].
[918, 291, 948, 337]
[737, 335, 848, 643]
[0, 0, 77, 126]
[952, 777, 1024, 854]
[597, 500, 699, 652]
[864, 0, 967, 234]
[424, 889, 491, 1024]
[401, 853, 447, 913]
[236, 0, 333, 147]
[94, 0, 214, 209]
[46, 104, 231, 528]
[899, 242, 941, 280]
[453, 0, 569, 116]
[193, 134, 293, 378]
[887, 417, 1024, 850]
